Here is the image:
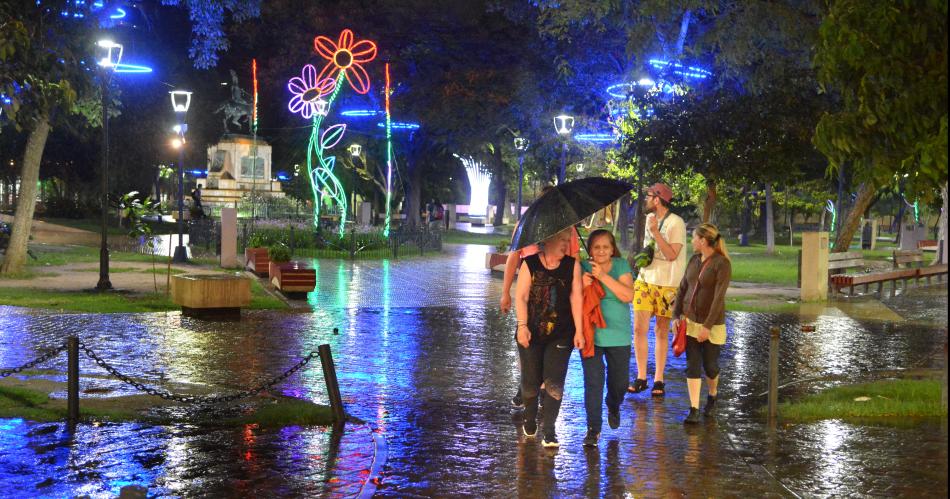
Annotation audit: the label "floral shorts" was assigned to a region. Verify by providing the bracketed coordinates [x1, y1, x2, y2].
[632, 280, 678, 319]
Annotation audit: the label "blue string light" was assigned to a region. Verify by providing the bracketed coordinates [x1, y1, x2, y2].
[648, 59, 712, 79]
[340, 109, 382, 117]
[574, 133, 617, 143]
[377, 121, 419, 130]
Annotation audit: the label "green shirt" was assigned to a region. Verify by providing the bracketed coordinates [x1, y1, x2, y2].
[581, 257, 633, 347]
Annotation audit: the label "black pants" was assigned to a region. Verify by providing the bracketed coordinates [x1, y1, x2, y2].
[581, 345, 631, 432]
[685, 336, 721, 379]
[518, 336, 573, 436]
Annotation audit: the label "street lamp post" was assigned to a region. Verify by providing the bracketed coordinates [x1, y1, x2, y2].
[514, 137, 528, 221]
[553, 114, 574, 184]
[95, 40, 123, 291]
[170, 90, 192, 263]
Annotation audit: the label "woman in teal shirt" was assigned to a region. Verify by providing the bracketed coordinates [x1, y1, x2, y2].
[580, 229, 635, 447]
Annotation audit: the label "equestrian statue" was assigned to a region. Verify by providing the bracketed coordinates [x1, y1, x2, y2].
[214, 70, 252, 134]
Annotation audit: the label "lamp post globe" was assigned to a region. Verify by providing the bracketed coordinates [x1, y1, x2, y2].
[514, 137, 529, 221]
[170, 90, 192, 263]
[553, 115, 574, 184]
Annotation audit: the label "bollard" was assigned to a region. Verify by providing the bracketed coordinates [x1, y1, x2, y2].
[768, 326, 780, 420]
[318, 344, 347, 426]
[67, 337, 79, 423]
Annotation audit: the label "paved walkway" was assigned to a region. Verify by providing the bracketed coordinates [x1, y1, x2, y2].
[0, 244, 947, 497]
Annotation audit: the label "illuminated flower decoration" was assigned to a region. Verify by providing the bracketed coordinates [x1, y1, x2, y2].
[314, 29, 378, 95]
[288, 64, 336, 119]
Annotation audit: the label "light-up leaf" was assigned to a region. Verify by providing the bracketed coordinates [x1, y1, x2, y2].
[321, 124, 346, 150]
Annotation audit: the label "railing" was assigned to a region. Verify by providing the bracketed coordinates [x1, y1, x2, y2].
[1, 337, 346, 427]
[240, 222, 442, 260]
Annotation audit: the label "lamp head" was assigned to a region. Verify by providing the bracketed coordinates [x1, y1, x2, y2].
[169, 90, 192, 113]
[514, 137, 529, 151]
[554, 115, 574, 135]
[96, 40, 123, 69]
[348, 143, 362, 157]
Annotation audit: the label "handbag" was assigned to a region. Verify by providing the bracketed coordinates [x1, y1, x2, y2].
[673, 256, 713, 357]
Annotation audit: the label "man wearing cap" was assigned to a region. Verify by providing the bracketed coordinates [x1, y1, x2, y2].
[628, 183, 686, 397]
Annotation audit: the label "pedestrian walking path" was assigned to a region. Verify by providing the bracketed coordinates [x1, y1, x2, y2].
[0, 244, 946, 497]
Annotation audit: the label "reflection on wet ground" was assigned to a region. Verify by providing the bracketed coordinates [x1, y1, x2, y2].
[0, 244, 947, 497]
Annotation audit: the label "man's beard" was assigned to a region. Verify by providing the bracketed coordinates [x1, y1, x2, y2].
[645, 202, 657, 214]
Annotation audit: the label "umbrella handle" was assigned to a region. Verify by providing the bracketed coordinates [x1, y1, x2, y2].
[575, 224, 589, 259]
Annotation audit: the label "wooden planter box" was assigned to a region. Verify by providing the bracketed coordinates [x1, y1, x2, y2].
[245, 247, 270, 276]
[485, 252, 509, 273]
[171, 273, 251, 320]
[269, 261, 316, 293]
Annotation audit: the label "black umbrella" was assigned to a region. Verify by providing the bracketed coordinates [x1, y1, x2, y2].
[510, 177, 634, 251]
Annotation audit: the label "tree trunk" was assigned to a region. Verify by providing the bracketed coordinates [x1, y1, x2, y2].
[702, 177, 717, 223]
[617, 193, 631, 248]
[1, 118, 51, 274]
[491, 145, 506, 226]
[940, 185, 947, 264]
[833, 182, 876, 253]
[765, 183, 775, 254]
[739, 185, 751, 246]
[404, 160, 421, 230]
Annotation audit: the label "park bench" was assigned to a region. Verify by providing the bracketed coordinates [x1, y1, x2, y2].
[894, 249, 947, 286]
[917, 239, 938, 252]
[269, 261, 316, 293]
[245, 247, 270, 276]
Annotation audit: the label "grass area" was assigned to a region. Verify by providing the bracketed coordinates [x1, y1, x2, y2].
[0, 384, 334, 426]
[35, 217, 129, 236]
[0, 277, 285, 313]
[442, 227, 514, 246]
[26, 244, 158, 267]
[725, 295, 801, 314]
[776, 379, 947, 421]
[727, 242, 899, 286]
[0, 269, 60, 280]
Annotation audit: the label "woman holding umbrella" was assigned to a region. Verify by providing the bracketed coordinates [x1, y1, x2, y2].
[514, 227, 585, 448]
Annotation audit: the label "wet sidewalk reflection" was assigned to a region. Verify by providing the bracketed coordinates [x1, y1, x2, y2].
[0, 244, 946, 497]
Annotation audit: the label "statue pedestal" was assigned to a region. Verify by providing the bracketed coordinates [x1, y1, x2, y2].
[201, 135, 283, 210]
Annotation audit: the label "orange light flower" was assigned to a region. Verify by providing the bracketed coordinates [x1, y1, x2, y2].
[313, 29, 377, 95]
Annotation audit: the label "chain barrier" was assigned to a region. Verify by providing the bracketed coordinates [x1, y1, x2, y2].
[0, 342, 69, 379]
[78, 341, 317, 407]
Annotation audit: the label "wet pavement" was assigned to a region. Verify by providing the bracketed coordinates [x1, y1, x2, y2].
[0, 243, 947, 497]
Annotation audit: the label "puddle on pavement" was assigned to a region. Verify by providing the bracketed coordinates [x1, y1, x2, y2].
[0, 244, 946, 497]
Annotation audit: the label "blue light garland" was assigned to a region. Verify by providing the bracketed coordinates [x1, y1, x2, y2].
[376, 121, 419, 130]
[340, 109, 383, 117]
[574, 133, 617, 143]
[648, 59, 712, 79]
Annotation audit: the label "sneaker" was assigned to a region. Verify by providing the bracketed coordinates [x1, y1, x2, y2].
[704, 395, 717, 417]
[583, 429, 600, 447]
[542, 433, 560, 448]
[683, 407, 701, 425]
[607, 407, 620, 429]
[523, 419, 538, 438]
[511, 393, 524, 410]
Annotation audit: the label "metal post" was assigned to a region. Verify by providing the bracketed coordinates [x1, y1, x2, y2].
[349, 227, 356, 259]
[97, 76, 112, 291]
[768, 326, 780, 420]
[517, 153, 524, 222]
[67, 337, 79, 423]
[173, 127, 188, 262]
[559, 142, 567, 185]
[318, 344, 346, 426]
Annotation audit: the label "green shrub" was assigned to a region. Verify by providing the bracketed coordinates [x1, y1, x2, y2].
[268, 243, 291, 262]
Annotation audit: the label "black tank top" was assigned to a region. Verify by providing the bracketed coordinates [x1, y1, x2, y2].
[525, 253, 576, 344]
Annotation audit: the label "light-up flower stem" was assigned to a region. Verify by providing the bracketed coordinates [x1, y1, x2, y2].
[308, 76, 349, 236]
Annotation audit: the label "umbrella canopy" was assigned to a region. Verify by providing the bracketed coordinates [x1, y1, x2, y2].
[510, 177, 634, 251]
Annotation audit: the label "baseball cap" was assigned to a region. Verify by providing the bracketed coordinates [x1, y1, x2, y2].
[647, 183, 673, 203]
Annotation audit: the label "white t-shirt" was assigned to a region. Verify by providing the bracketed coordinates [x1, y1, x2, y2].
[638, 212, 687, 288]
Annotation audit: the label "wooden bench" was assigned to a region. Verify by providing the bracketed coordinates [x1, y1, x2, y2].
[894, 249, 946, 286]
[917, 239, 938, 252]
[269, 261, 316, 293]
[826, 251, 866, 295]
[245, 248, 270, 276]
[171, 273, 251, 320]
[830, 268, 917, 296]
